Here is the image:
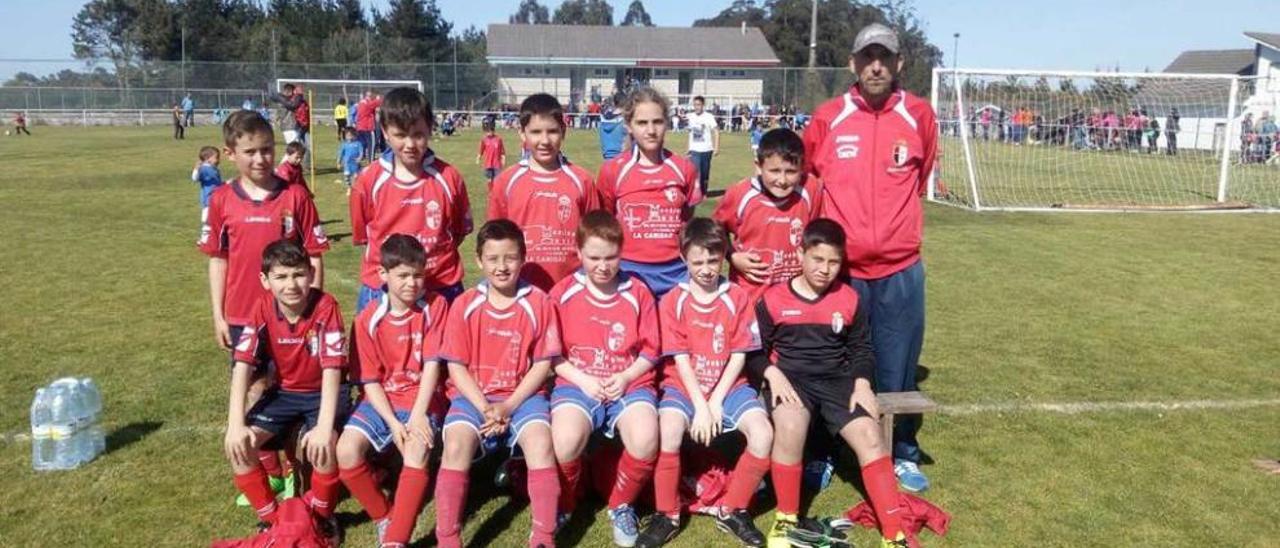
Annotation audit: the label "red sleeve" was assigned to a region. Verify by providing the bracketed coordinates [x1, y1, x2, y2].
[422, 293, 449, 363]
[636, 288, 661, 363]
[232, 302, 265, 366]
[683, 156, 704, 207]
[730, 290, 761, 353]
[805, 176, 824, 220]
[711, 183, 740, 235]
[497, 137, 505, 157]
[582, 170, 600, 211]
[913, 99, 939, 197]
[353, 314, 382, 383]
[487, 170, 509, 220]
[448, 167, 474, 239]
[533, 296, 562, 362]
[198, 190, 227, 257]
[439, 299, 471, 365]
[802, 110, 829, 176]
[658, 292, 687, 357]
[296, 191, 330, 256]
[348, 168, 372, 246]
[319, 301, 347, 369]
[596, 160, 619, 214]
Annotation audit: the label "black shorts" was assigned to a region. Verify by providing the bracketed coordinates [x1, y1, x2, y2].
[247, 389, 350, 439]
[763, 373, 871, 436]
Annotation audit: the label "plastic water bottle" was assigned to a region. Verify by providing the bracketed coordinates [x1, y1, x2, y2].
[81, 378, 105, 455]
[49, 385, 78, 470]
[803, 454, 835, 491]
[30, 388, 54, 471]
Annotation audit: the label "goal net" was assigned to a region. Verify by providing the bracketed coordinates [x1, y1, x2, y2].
[930, 68, 1275, 212]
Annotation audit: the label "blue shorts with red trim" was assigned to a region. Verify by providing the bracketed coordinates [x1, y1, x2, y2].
[344, 400, 443, 453]
[658, 383, 765, 432]
[443, 394, 550, 458]
[551, 384, 657, 439]
[620, 259, 687, 301]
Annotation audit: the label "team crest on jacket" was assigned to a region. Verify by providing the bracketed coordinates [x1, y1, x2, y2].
[425, 200, 442, 230]
[607, 322, 626, 352]
[891, 140, 910, 167]
[789, 218, 804, 247]
[712, 324, 726, 354]
[664, 187, 681, 204]
[282, 209, 295, 236]
[831, 312, 845, 334]
[306, 328, 319, 355]
[557, 195, 572, 223]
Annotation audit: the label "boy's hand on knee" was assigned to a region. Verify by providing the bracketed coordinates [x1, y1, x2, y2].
[765, 368, 801, 408]
[224, 424, 254, 467]
[849, 379, 878, 419]
[302, 427, 336, 469]
[407, 413, 435, 450]
[390, 422, 409, 453]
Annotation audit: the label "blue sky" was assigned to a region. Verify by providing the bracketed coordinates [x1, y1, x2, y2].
[0, 0, 1273, 76]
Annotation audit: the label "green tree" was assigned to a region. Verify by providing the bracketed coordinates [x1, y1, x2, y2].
[552, 0, 613, 25]
[621, 0, 653, 26]
[71, 0, 176, 87]
[374, 0, 453, 63]
[509, 0, 550, 24]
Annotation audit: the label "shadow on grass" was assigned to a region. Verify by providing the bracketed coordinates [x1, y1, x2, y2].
[104, 421, 163, 457]
[318, 219, 342, 226]
[326, 232, 352, 243]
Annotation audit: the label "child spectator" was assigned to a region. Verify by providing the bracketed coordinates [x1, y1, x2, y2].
[337, 235, 449, 547]
[336, 127, 364, 195]
[348, 87, 472, 313]
[476, 120, 507, 187]
[12, 111, 31, 135]
[488, 93, 597, 292]
[435, 220, 561, 548]
[334, 98, 349, 140]
[190, 146, 223, 222]
[172, 103, 186, 140]
[274, 141, 308, 189]
[749, 120, 764, 154]
[356, 91, 384, 162]
[223, 239, 346, 539]
[598, 104, 626, 160]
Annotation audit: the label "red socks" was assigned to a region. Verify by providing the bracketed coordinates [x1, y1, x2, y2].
[526, 467, 561, 546]
[234, 467, 279, 523]
[861, 457, 904, 539]
[771, 460, 802, 515]
[653, 451, 682, 517]
[339, 462, 390, 521]
[557, 457, 583, 513]
[305, 469, 341, 518]
[384, 465, 431, 546]
[608, 450, 657, 508]
[258, 450, 285, 479]
[434, 467, 469, 548]
[723, 451, 771, 511]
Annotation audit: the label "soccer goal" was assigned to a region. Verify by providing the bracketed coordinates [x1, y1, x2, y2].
[930, 68, 1276, 212]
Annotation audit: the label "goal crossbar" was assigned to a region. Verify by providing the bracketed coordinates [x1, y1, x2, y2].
[274, 79, 423, 91]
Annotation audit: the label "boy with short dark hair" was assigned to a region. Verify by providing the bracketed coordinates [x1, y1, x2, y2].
[476, 120, 506, 186]
[275, 141, 308, 189]
[749, 219, 910, 548]
[337, 235, 449, 548]
[488, 93, 598, 291]
[435, 219, 561, 548]
[349, 87, 472, 313]
[637, 218, 774, 548]
[713, 128, 821, 300]
[224, 239, 347, 538]
[191, 146, 223, 222]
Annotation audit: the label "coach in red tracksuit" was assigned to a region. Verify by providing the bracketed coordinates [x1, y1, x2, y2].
[802, 23, 937, 493]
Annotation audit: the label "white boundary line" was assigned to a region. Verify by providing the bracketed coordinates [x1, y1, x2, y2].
[6, 398, 1279, 444]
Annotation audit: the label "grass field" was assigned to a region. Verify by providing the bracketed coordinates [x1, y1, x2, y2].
[2, 123, 1279, 547]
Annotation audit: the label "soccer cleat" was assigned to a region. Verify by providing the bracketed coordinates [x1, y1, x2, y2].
[256, 521, 272, 534]
[713, 508, 765, 547]
[894, 459, 930, 493]
[279, 471, 298, 499]
[635, 513, 679, 548]
[236, 475, 288, 507]
[608, 504, 640, 547]
[555, 512, 572, 534]
[788, 517, 852, 548]
[880, 532, 910, 548]
[766, 512, 798, 548]
[316, 515, 342, 547]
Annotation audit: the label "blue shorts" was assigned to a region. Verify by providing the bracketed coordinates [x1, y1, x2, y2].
[484, 167, 499, 180]
[356, 282, 465, 314]
[248, 389, 351, 439]
[443, 395, 550, 458]
[620, 259, 687, 301]
[551, 385, 657, 439]
[345, 400, 443, 453]
[658, 384, 765, 432]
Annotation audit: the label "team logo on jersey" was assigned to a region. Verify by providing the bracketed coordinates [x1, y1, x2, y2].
[425, 200, 442, 230]
[789, 218, 804, 247]
[607, 322, 626, 352]
[835, 135, 860, 159]
[312, 225, 328, 244]
[282, 210, 295, 236]
[712, 324, 726, 354]
[748, 320, 761, 346]
[557, 195, 572, 223]
[831, 312, 845, 334]
[664, 187, 681, 204]
[307, 328, 319, 355]
[891, 140, 910, 167]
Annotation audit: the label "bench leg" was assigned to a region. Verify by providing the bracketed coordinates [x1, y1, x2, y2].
[881, 412, 895, 455]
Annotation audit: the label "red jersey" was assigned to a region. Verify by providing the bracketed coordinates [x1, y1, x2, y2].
[713, 176, 822, 297]
[478, 134, 506, 170]
[233, 291, 346, 392]
[658, 280, 759, 397]
[487, 160, 599, 291]
[549, 272, 660, 392]
[351, 291, 449, 409]
[597, 147, 703, 264]
[440, 281, 560, 399]
[356, 96, 383, 132]
[198, 178, 330, 326]
[803, 86, 937, 280]
[274, 161, 305, 188]
[348, 151, 473, 289]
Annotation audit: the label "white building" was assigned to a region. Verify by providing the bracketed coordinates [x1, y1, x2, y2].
[486, 24, 781, 108]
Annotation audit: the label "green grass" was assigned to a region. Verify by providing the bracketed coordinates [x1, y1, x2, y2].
[1, 124, 1278, 547]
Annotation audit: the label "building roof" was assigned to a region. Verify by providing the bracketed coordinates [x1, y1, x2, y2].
[486, 24, 781, 67]
[1162, 49, 1255, 75]
[1243, 31, 1280, 51]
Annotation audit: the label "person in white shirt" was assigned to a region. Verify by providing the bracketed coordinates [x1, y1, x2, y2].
[686, 96, 720, 196]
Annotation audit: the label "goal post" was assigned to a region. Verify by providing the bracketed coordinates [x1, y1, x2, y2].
[930, 68, 1276, 212]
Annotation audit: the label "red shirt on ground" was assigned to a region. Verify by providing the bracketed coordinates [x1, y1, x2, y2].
[198, 178, 329, 326]
[233, 291, 346, 392]
[549, 272, 660, 392]
[597, 147, 702, 264]
[479, 134, 506, 170]
[351, 291, 449, 409]
[487, 160, 599, 291]
[658, 280, 759, 397]
[713, 176, 822, 297]
[440, 281, 560, 399]
[803, 85, 936, 280]
[348, 151, 473, 290]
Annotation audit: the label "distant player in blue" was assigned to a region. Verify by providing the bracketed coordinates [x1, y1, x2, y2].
[181, 94, 195, 127]
[190, 146, 223, 222]
[337, 127, 364, 195]
[749, 120, 764, 154]
[598, 105, 626, 160]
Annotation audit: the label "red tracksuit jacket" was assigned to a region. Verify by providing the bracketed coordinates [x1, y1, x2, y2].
[803, 85, 937, 280]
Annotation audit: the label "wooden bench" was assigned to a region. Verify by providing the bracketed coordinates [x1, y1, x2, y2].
[875, 391, 938, 450]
